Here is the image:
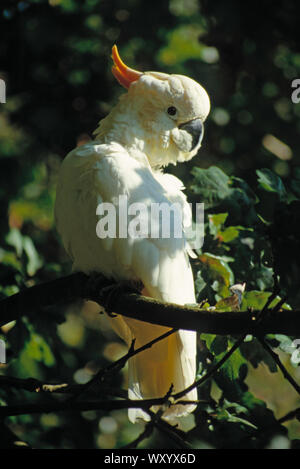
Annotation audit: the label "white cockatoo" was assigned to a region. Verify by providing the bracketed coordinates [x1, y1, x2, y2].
[55, 46, 210, 422]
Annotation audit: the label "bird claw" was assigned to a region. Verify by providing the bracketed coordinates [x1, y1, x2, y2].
[100, 281, 143, 317]
[99, 284, 120, 317]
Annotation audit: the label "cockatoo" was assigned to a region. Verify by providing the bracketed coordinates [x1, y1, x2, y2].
[55, 46, 210, 422]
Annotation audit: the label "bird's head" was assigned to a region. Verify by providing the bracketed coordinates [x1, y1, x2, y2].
[94, 45, 210, 167]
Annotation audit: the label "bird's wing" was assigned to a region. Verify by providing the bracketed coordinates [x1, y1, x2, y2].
[153, 171, 197, 258]
[55, 141, 195, 345]
[55, 142, 197, 420]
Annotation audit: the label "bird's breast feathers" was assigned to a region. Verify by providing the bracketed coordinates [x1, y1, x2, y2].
[55, 142, 195, 303]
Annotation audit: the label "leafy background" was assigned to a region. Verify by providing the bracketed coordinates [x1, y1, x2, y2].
[0, 0, 300, 449]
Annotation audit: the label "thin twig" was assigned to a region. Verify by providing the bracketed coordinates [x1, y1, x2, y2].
[121, 422, 154, 449]
[153, 417, 193, 449]
[69, 328, 177, 401]
[277, 407, 300, 425]
[173, 334, 246, 400]
[121, 408, 193, 449]
[257, 337, 300, 396]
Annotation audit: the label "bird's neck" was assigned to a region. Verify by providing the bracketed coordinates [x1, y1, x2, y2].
[94, 96, 144, 151]
[93, 95, 166, 168]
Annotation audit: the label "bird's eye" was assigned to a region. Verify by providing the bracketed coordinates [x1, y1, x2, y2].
[167, 106, 177, 116]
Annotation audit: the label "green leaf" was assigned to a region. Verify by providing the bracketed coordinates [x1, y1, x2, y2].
[270, 335, 300, 366]
[5, 228, 23, 257]
[191, 166, 258, 226]
[240, 338, 277, 373]
[191, 166, 233, 210]
[0, 249, 22, 273]
[208, 213, 228, 236]
[216, 404, 258, 429]
[219, 226, 239, 243]
[201, 334, 248, 382]
[241, 291, 291, 311]
[224, 411, 257, 429]
[256, 168, 287, 201]
[200, 333, 216, 350]
[211, 336, 229, 356]
[158, 24, 205, 66]
[208, 212, 242, 244]
[194, 270, 207, 297]
[273, 334, 294, 353]
[198, 253, 234, 297]
[24, 331, 55, 367]
[23, 236, 42, 276]
[221, 345, 247, 381]
[4, 228, 42, 276]
[290, 167, 300, 199]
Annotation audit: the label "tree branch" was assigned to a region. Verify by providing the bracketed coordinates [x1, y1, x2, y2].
[257, 337, 300, 396]
[0, 375, 126, 398]
[0, 397, 199, 418]
[278, 407, 300, 424]
[1, 272, 298, 335]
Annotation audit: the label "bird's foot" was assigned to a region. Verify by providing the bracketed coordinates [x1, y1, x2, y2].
[99, 280, 143, 317]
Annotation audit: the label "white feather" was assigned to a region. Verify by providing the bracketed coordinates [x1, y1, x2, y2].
[55, 68, 210, 422]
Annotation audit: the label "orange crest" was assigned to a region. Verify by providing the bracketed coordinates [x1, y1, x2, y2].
[111, 45, 142, 89]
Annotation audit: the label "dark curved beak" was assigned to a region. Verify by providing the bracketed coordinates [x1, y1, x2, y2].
[179, 118, 203, 151]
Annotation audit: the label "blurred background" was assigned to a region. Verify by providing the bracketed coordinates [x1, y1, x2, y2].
[0, 0, 300, 449]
